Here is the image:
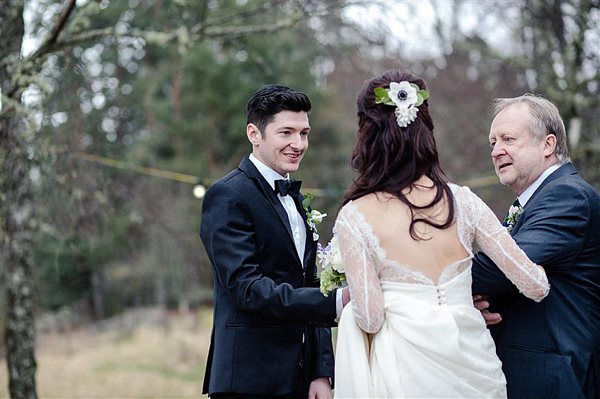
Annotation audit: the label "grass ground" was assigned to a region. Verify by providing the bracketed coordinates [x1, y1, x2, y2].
[0, 307, 213, 399]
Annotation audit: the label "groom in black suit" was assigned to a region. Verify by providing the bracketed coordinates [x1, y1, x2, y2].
[200, 84, 346, 398]
[473, 94, 600, 399]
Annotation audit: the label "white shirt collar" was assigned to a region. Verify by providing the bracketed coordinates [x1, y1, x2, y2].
[249, 154, 289, 190]
[518, 163, 561, 206]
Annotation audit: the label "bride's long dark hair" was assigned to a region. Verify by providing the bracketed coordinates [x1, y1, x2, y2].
[342, 70, 454, 240]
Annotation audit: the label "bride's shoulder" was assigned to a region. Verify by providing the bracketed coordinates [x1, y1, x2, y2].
[448, 183, 475, 200]
[341, 193, 386, 215]
[353, 192, 385, 206]
[338, 193, 381, 222]
[448, 183, 487, 213]
[448, 182, 468, 193]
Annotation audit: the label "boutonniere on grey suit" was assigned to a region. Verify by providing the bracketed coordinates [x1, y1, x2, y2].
[504, 204, 524, 233]
[301, 192, 326, 241]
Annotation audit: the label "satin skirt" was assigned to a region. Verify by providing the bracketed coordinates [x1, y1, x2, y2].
[334, 268, 507, 398]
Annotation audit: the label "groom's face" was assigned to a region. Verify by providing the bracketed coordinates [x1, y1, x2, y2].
[248, 110, 310, 177]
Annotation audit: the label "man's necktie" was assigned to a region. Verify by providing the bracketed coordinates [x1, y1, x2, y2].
[502, 198, 521, 226]
[274, 179, 302, 199]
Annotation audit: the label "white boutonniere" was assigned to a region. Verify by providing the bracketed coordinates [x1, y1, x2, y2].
[317, 231, 346, 296]
[505, 205, 524, 233]
[302, 193, 326, 241]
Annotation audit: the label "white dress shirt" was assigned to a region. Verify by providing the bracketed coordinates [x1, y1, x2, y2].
[249, 154, 344, 319]
[250, 154, 306, 266]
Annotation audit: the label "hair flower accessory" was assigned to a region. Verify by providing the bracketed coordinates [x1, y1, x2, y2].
[374, 81, 430, 128]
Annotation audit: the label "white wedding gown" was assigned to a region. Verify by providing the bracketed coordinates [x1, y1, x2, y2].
[333, 184, 549, 398]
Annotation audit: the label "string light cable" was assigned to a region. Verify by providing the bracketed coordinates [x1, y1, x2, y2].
[69, 152, 501, 199]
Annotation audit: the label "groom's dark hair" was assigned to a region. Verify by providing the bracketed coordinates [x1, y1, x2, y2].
[246, 84, 311, 134]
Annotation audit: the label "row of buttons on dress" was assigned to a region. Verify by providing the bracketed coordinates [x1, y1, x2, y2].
[436, 286, 447, 305]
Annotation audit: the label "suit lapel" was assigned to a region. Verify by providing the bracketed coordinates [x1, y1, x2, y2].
[238, 156, 317, 270]
[295, 194, 308, 226]
[238, 156, 300, 257]
[297, 193, 317, 271]
[512, 163, 575, 235]
[525, 163, 575, 208]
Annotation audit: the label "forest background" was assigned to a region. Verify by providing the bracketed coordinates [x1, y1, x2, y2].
[1, 0, 598, 398]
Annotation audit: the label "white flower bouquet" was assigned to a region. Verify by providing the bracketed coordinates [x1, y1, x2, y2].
[317, 232, 346, 296]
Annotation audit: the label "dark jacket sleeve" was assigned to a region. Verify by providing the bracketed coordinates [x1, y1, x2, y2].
[306, 261, 335, 383]
[200, 181, 337, 325]
[473, 182, 591, 295]
[309, 326, 335, 382]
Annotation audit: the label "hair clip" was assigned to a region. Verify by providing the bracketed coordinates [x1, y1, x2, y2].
[374, 81, 429, 128]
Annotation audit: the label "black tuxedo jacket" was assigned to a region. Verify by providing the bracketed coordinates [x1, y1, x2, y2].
[473, 163, 600, 399]
[200, 156, 337, 396]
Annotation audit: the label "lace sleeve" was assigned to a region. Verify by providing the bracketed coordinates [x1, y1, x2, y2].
[335, 204, 385, 334]
[472, 194, 549, 302]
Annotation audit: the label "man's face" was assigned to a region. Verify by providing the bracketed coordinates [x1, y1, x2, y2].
[489, 103, 549, 196]
[248, 110, 310, 177]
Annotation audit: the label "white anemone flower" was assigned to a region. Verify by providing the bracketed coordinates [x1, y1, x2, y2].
[388, 81, 418, 110]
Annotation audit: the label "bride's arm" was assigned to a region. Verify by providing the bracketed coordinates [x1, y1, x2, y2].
[336, 206, 385, 334]
[473, 195, 549, 302]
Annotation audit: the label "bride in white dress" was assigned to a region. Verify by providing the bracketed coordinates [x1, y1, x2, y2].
[332, 71, 549, 398]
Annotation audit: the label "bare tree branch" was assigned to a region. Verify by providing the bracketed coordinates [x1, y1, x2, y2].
[191, 1, 274, 36]
[30, 0, 77, 60]
[47, 11, 307, 51]
[49, 27, 175, 49]
[202, 14, 305, 39]
[23, 0, 354, 60]
[197, 0, 209, 36]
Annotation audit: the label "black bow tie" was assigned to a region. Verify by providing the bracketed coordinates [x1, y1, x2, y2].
[274, 179, 302, 199]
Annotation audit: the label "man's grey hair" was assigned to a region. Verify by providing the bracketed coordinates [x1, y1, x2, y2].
[493, 94, 570, 164]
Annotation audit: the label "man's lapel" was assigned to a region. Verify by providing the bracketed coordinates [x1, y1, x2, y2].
[512, 163, 575, 235]
[238, 156, 296, 248]
[525, 163, 575, 209]
[296, 193, 317, 271]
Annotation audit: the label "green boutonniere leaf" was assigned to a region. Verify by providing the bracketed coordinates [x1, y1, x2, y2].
[302, 192, 313, 210]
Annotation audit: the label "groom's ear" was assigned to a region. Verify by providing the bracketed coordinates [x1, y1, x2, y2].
[247, 123, 262, 146]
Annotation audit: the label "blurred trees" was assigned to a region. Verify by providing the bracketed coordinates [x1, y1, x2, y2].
[432, 0, 599, 204]
[31, 0, 376, 318]
[515, 0, 599, 187]
[1, 0, 598, 397]
[1, 0, 365, 397]
[379, 0, 599, 213]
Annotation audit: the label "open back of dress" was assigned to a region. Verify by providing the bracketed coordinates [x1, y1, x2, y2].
[333, 183, 549, 398]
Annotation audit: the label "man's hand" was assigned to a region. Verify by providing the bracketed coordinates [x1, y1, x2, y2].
[341, 286, 350, 307]
[473, 295, 502, 325]
[308, 377, 332, 399]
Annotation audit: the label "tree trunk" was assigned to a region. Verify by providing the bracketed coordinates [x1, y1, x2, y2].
[91, 268, 105, 320]
[0, 1, 39, 398]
